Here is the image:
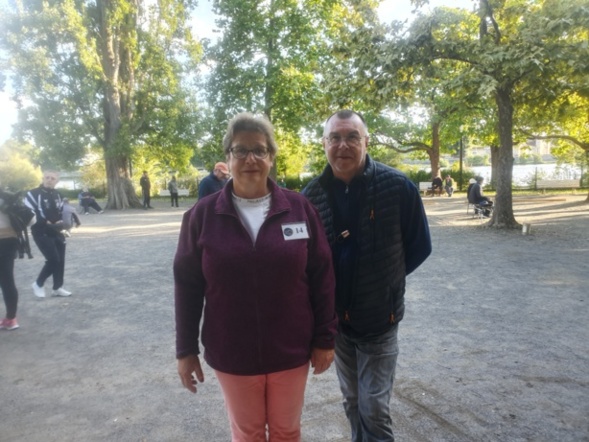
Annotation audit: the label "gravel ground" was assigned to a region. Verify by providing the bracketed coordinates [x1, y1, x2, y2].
[1, 193, 588, 442]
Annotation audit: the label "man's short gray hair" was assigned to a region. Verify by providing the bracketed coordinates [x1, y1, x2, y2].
[323, 110, 369, 136]
[222, 113, 278, 157]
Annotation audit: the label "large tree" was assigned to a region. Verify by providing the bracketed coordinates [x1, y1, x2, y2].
[411, 0, 589, 227]
[321, 9, 484, 182]
[517, 42, 589, 201]
[0, 0, 202, 209]
[203, 0, 380, 171]
[326, 0, 588, 227]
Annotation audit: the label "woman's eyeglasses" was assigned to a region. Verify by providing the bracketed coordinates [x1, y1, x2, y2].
[230, 147, 270, 160]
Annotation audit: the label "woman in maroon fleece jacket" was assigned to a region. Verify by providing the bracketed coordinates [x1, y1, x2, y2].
[174, 113, 337, 441]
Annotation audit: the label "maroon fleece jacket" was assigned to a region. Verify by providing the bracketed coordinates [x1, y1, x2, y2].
[174, 179, 337, 375]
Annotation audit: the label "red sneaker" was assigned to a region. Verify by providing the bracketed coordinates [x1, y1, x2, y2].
[0, 318, 19, 330]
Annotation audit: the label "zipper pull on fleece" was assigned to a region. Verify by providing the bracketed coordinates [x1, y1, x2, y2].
[344, 311, 350, 321]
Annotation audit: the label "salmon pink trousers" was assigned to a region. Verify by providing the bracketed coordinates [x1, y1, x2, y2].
[214, 362, 310, 442]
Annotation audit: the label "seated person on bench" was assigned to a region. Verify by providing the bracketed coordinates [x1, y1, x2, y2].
[444, 175, 454, 197]
[431, 176, 443, 196]
[468, 176, 493, 217]
[79, 188, 104, 214]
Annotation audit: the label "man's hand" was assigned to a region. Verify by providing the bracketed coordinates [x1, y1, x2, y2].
[310, 348, 334, 375]
[177, 355, 205, 393]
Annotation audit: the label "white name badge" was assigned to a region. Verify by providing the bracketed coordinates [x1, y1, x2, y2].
[281, 222, 309, 240]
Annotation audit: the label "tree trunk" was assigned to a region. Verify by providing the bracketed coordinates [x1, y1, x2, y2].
[98, 0, 141, 209]
[489, 86, 519, 228]
[104, 153, 142, 210]
[490, 144, 499, 189]
[429, 121, 441, 178]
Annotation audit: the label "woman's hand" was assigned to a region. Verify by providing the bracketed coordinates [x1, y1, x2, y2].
[177, 355, 205, 393]
[310, 348, 335, 375]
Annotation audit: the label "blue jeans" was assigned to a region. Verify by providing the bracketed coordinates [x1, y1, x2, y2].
[335, 325, 399, 442]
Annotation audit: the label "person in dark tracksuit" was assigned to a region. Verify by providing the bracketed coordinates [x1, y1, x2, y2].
[25, 171, 72, 298]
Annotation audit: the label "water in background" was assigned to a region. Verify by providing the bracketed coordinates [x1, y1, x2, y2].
[471, 164, 583, 187]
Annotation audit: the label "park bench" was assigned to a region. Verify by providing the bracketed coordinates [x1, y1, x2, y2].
[419, 182, 429, 195]
[536, 179, 580, 191]
[419, 181, 442, 197]
[159, 188, 190, 197]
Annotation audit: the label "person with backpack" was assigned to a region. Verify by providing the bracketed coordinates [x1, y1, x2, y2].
[0, 190, 35, 330]
[25, 171, 73, 298]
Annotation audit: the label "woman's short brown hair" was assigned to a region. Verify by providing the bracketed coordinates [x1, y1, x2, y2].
[222, 113, 278, 157]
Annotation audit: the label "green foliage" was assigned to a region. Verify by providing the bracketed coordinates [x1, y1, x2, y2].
[0, 140, 42, 191]
[516, 153, 544, 165]
[403, 168, 434, 185]
[281, 175, 305, 191]
[275, 130, 313, 179]
[79, 150, 107, 190]
[368, 144, 403, 168]
[204, 0, 379, 158]
[0, 0, 203, 208]
[467, 155, 490, 167]
[443, 166, 476, 190]
[59, 187, 106, 200]
[306, 143, 329, 176]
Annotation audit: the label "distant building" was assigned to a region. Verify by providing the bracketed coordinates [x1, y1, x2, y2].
[55, 171, 83, 190]
[466, 138, 555, 163]
[518, 138, 554, 161]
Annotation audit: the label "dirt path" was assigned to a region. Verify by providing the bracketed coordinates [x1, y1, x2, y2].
[2, 194, 588, 441]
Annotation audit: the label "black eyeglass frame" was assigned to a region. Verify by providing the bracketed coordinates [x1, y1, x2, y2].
[229, 147, 271, 160]
[323, 134, 367, 147]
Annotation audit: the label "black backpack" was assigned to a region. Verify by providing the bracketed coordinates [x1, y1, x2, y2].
[0, 190, 35, 259]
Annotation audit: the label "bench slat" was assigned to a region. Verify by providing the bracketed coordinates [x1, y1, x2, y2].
[159, 189, 190, 196]
[536, 179, 580, 189]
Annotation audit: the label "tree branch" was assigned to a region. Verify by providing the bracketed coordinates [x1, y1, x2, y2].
[481, 0, 501, 44]
[372, 133, 431, 153]
[520, 130, 589, 152]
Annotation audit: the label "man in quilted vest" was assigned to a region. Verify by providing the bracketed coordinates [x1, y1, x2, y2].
[303, 110, 431, 441]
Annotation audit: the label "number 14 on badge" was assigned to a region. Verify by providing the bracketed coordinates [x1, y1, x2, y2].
[281, 222, 309, 240]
